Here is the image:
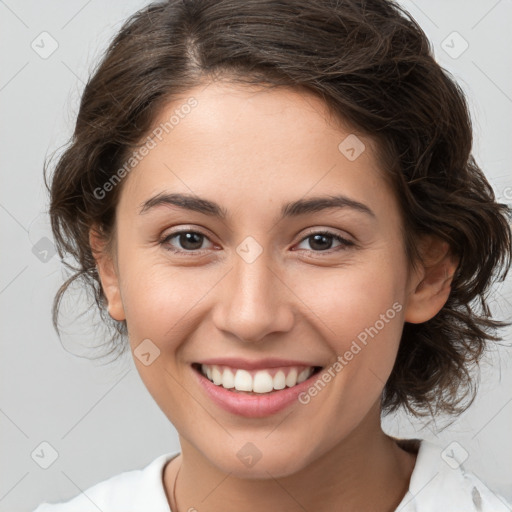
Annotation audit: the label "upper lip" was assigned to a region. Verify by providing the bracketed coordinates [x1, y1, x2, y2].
[194, 357, 323, 371]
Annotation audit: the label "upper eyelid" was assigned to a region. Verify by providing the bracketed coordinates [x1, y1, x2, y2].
[299, 227, 354, 241]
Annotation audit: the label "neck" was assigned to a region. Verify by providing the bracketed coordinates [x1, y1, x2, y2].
[164, 406, 417, 512]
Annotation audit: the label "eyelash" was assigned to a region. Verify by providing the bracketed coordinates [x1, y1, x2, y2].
[158, 229, 355, 256]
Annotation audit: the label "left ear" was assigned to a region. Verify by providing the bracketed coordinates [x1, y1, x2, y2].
[404, 235, 459, 324]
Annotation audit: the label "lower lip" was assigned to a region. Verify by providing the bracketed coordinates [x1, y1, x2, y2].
[192, 366, 321, 418]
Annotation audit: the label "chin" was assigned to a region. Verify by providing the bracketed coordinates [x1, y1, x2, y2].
[204, 442, 312, 480]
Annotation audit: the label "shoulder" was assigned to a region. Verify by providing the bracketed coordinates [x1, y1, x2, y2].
[395, 439, 511, 512]
[32, 452, 179, 512]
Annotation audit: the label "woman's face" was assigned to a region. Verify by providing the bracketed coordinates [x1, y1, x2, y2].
[97, 81, 420, 477]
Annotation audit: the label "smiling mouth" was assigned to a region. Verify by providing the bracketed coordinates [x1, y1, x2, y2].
[192, 363, 323, 394]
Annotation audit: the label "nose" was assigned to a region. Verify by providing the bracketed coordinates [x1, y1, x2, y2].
[211, 247, 295, 344]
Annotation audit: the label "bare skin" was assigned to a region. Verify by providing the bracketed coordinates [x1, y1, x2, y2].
[91, 80, 457, 511]
[163, 406, 418, 511]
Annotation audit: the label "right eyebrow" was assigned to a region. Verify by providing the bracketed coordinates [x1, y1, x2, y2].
[139, 192, 227, 217]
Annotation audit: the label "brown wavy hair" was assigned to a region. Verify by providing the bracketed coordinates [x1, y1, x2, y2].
[45, 0, 511, 417]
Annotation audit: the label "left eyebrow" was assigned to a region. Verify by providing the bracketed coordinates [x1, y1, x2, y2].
[281, 195, 375, 219]
[138, 192, 375, 220]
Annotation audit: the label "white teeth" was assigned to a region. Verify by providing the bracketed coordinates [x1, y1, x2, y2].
[253, 370, 274, 393]
[222, 368, 235, 388]
[234, 369, 253, 391]
[200, 364, 316, 393]
[211, 366, 223, 385]
[273, 370, 286, 390]
[297, 368, 311, 384]
[285, 368, 298, 387]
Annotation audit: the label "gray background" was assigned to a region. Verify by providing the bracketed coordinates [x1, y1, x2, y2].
[0, 1, 511, 510]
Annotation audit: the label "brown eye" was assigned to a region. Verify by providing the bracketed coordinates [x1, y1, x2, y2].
[295, 231, 354, 252]
[160, 230, 212, 253]
[308, 233, 335, 251]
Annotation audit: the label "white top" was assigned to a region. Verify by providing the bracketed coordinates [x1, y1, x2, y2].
[33, 439, 511, 512]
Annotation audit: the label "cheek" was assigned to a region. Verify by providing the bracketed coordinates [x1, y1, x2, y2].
[290, 257, 406, 402]
[117, 258, 210, 421]
[120, 257, 209, 337]
[293, 256, 406, 340]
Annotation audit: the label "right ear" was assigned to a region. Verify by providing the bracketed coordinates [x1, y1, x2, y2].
[89, 225, 126, 321]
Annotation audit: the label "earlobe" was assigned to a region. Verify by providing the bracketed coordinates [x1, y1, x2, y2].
[89, 226, 126, 322]
[404, 236, 458, 324]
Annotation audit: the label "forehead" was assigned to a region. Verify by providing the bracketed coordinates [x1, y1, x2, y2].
[117, 81, 396, 222]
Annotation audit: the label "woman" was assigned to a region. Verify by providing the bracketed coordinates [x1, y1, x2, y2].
[35, 0, 512, 510]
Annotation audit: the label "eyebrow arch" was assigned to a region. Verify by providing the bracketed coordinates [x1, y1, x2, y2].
[282, 195, 375, 219]
[139, 192, 228, 217]
[138, 192, 375, 219]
